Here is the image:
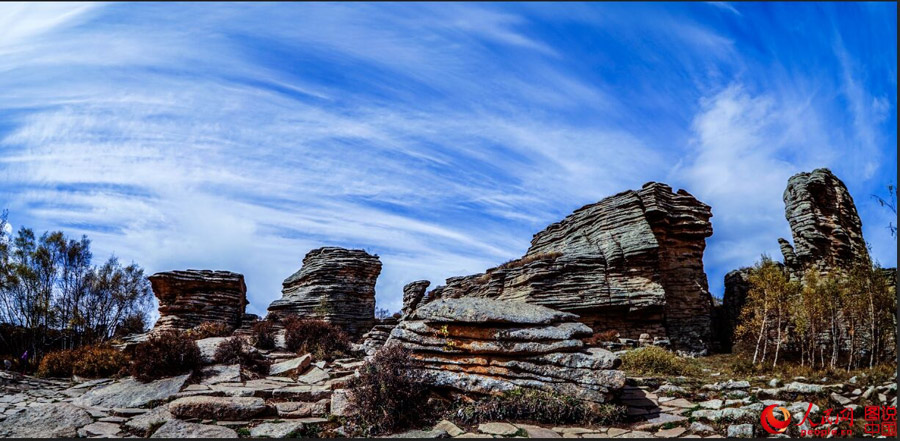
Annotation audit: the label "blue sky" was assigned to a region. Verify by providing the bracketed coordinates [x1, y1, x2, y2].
[0, 2, 896, 317]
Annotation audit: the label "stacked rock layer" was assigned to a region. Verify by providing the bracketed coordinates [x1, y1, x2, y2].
[388, 298, 626, 403]
[149, 270, 247, 332]
[424, 182, 714, 353]
[267, 247, 381, 337]
[779, 168, 869, 278]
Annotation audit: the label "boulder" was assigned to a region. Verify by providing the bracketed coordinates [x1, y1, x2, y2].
[149, 270, 247, 332]
[388, 298, 625, 403]
[0, 403, 93, 438]
[267, 247, 381, 336]
[420, 183, 714, 353]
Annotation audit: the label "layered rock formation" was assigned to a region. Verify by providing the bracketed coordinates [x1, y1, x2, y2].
[388, 298, 625, 403]
[720, 168, 875, 351]
[716, 268, 751, 353]
[150, 270, 248, 332]
[401, 280, 430, 318]
[267, 247, 381, 337]
[359, 317, 399, 356]
[779, 168, 868, 278]
[422, 182, 714, 353]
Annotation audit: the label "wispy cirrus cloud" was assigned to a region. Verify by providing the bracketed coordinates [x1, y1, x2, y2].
[0, 3, 895, 317]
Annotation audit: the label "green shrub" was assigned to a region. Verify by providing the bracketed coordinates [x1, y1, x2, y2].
[214, 337, 270, 375]
[184, 321, 233, 340]
[283, 317, 349, 360]
[345, 344, 430, 436]
[37, 345, 130, 378]
[251, 320, 276, 350]
[620, 346, 700, 376]
[130, 330, 201, 382]
[454, 388, 626, 426]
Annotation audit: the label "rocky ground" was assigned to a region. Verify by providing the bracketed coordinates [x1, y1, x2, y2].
[0, 346, 895, 439]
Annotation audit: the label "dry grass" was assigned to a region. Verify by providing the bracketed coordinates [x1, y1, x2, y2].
[37, 345, 130, 379]
[453, 388, 626, 426]
[620, 346, 701, 377]
[283, 317, 350, 360]
[130, 331, 201, 382]
[184, 321, 233, 340]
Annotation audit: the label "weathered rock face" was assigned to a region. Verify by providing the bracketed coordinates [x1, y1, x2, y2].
[717, 268, 752, 353]
[423, 183, 714, 353]
[360, 317, 399, 356]
[388, 298, 626, 403]
[149, 270, 247, 332]
[402, 280, 430, 317]
[719, 169, 875, 352]
[267, 247, 381, 337]
[779, 168, 868, 278]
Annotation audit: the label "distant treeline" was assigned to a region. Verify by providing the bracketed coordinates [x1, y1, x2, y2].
[0, 210, 152, 369]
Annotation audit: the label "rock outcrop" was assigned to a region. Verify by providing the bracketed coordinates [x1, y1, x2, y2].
[360, 317, 399, 356]
[267, 247, 381, 337]
[149, 270, 247, 332]
[779, 168, 868, 278]
[716, 268, 751, 353]
[719, 168, 875, 351]
[402, 280, 430, 318]
[421, 183, 714, 353]
[388, 298, 626, 403]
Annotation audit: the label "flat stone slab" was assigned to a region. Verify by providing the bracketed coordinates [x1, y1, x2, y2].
[249, 421, 304, 438]
[434, 420, 465, 437]
[200, 364, 241, 385]
[0, 403, 93, 438]
[73, 374, 190, 408]
[297, 367, 330, 384]
[275, 399, 329, 418]
[124, 406, 174, 434]
[655, 427, 686, 437]
[633, 413, 687, 431]
[478, 422, 519, 436]
[169, 396, 267, 420]
[150, 419, 238, 438]
[77, 421, 122, 437]
[270, 354, 312, 376]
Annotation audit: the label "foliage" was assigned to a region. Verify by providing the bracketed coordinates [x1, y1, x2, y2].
[0, 215, 152, 365]
[454, 388, 626, 426]
[584, 330, 620, 345]
[113, 312, 148, 338]
[735, 254, 896, 370]
[185, 321, 233, 340]
[282, 316, 349, 359]
[733, 257, 801, 367]
[37, 345, 129, 378]
[72, 345, 130, 378]
[620, 346, 700, 376]
[345, 344, 430, 436]
[213, 337, 270, 375]
[374, 307, 392, 320]
[130, 330, 201, 382]
[36, 348, 79, 378]
[251, 319, 276, 350]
